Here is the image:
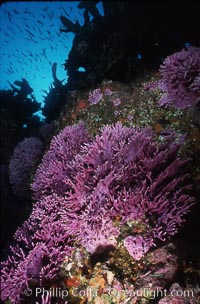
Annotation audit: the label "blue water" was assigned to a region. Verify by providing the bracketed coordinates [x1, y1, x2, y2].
[0, 1, 104, 119]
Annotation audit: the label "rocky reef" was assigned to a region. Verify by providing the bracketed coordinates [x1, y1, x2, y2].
[1, 2, 200, 304]
[1, 120, 198, 304]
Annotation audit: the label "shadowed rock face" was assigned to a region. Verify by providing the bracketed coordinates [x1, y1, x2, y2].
[63, 2, 200, 90]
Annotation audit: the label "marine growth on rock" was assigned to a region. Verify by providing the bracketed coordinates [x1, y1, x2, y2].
[148, 46, 200, 109]
[1, 122, 195, 304]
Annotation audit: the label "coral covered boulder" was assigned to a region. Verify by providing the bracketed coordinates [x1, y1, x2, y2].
[1, 122, 195, 303]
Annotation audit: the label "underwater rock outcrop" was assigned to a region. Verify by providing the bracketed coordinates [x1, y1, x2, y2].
[1, 3, 200, 303]
[61, 2, 200, 90]
[1, 122, 195, 303]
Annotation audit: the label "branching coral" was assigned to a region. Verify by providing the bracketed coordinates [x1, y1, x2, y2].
[31, 122, 90, 199]
[9, 137, 43, 197]
[150, 46, 200, 108]
[1, 122, 195, 303]
[1, 194, 73, 303]
[32, 121, 195, 256]
[88, 88, 103, 105]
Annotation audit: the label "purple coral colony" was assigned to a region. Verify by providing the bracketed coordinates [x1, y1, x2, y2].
[1, 2, 200, 304]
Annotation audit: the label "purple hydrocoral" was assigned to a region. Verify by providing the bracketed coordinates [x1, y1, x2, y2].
[1, 194, 73, 303]
[88, 88, 103, 105]
[9, 137, 43, 197]
[124, 236, 153, 261]
[104, 88, 113, 96]
[63, 123, 194, 256]
[79, 217, 119, 254]
[32, 121, 90, 199]
[157, 46, 200, 108]
[1, 123, 90, 303]
[1, 122, 195, 303]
